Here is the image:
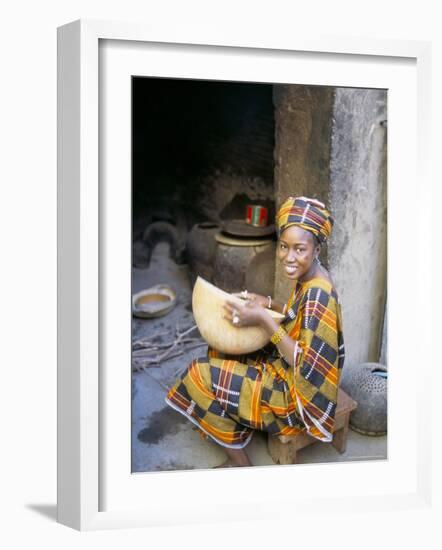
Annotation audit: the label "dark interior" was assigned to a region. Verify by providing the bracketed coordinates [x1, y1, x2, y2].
[132, 77, 276, 238]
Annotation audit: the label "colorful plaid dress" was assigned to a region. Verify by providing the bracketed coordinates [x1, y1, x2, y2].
[166, 277, 345, 448]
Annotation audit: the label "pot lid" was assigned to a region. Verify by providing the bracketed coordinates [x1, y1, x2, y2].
[215, 232, 274, 247]
[221, 219, 276, 237]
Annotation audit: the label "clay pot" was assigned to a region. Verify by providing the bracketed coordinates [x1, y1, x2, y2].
[186, 222, 220, 285]
[212, 235, 276, 294]
[192, 277, 284, 354]
[342, 362, 388, 436]
[245, 244, 276, 297]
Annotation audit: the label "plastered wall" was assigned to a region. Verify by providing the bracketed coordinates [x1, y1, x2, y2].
[274, 85, 387, 374]
[329, 88, 387, 372]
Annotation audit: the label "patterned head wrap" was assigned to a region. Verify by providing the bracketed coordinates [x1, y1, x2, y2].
[276, 196, 333, 243]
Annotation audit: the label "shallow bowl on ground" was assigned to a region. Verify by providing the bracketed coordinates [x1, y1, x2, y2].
[132, 284, 176, 318]
[192, 276, 284, 354]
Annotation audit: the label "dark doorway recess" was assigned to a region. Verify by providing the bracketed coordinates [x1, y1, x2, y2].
[132, 77, 276, 239]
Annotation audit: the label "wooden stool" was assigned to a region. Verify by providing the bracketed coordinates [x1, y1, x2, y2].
[267, 387, 357, 464]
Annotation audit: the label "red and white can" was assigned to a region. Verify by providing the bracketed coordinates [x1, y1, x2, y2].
[245, 205, 268, 227]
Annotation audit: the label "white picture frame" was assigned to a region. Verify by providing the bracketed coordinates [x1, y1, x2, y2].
[57, 19, 433, 531]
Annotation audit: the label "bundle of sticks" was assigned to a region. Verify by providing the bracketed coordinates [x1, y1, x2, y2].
[132, 324, 207, 372]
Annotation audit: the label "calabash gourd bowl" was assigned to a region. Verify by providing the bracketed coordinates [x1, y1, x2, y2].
[132, 284, 176, 318]
[192, 276, 284, 354]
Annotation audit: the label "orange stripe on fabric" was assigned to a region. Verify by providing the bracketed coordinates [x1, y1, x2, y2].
[296, 392, 334, 430]
[249, 371, 262, 428]
[305, 303, 336, 324]
[269, 404, 294, 416]
[168, 391, 191, 411]
[309, 310, 338, 333]
[208, 348, 221, 359]
[199, 418, 244, 444]
[187, 361, 215, 400]
[295, 393, 332, 434]
[303, 301, 337, 326]
[303, 351, 339, 384]
[217, 359, 236, 403]
[278, 425, 303, 436]
[309, 426, 322, 438]
[303, 349, 338, 376]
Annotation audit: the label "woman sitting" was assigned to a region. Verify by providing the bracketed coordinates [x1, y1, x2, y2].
[166, 196, 345, 467]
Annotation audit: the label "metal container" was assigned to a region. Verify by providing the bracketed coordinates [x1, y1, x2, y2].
[342, 362, 388, 436]
[246, 204, 269, 227]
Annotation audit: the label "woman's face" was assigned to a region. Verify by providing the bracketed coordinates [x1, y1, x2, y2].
[277, 225, 320, 281]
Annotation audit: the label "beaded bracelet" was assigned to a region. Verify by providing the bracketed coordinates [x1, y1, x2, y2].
[270, 326, 286, 345]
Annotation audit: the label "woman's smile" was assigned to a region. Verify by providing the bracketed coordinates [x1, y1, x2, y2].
[284, 264, 297, 276]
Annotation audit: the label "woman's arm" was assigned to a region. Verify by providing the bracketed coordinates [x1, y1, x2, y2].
[257, 311, 297, 366]
[223, 300, 296, 366]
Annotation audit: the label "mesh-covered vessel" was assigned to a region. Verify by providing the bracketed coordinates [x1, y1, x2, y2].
[343, 362, 387, 436]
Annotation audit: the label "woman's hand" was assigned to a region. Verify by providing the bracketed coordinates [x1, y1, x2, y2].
[223, 298, 270, 328]
[231, 291, 270, 309]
